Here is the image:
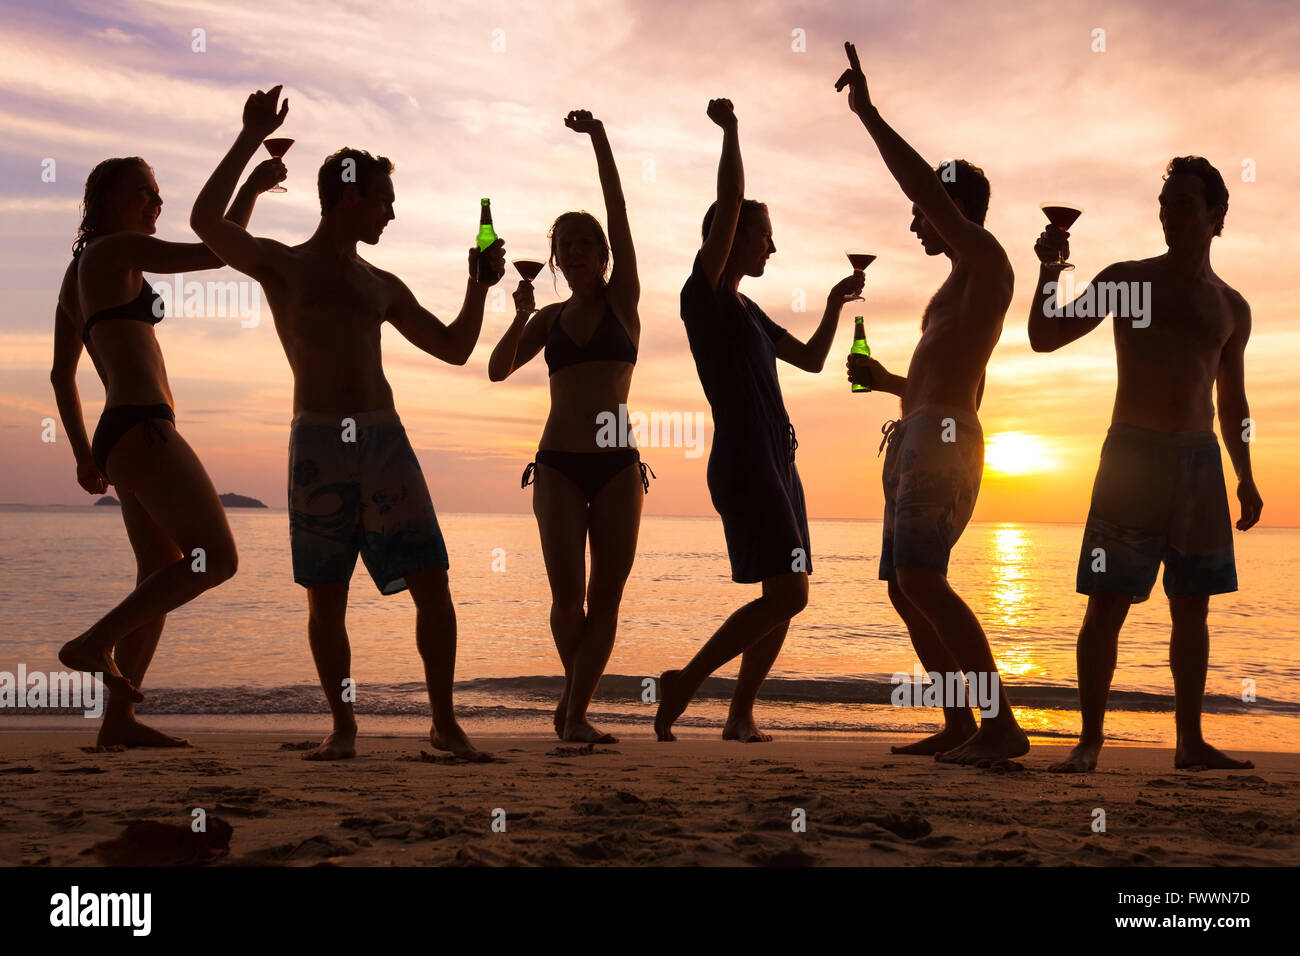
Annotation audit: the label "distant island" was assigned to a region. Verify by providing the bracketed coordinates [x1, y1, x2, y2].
[219, 493, 268, 509]
[93, 493, 267, 509]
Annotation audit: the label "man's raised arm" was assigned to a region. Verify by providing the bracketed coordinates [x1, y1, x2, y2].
[191, 85, 290, 280]
[1027, 220, 1121, 352]
[387, 242, 504, 366]
[835, 41, 992, 262]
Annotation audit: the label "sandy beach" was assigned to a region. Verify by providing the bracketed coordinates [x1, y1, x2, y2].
[1, 732, 1295, 866]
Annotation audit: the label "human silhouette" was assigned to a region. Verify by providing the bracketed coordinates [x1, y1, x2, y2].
[654, 98, 863, 743]
[190, 86, 502, 761]
[837, 41, 1028, 763]
[1029, 156, 1260, 772]
[488, 110, 651, 744]
[53, 154, 282, 744]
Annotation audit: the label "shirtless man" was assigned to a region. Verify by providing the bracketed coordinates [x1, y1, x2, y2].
[838, 41, 1028, 763]
[190, 86, 503, 761]
[1029, 156, 1261, 772]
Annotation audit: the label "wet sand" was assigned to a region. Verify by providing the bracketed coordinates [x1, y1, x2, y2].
[1, 733, 1295, 866]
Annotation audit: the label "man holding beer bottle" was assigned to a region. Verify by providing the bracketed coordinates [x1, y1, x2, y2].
[190, 86, 504, 762]
[838, 42, 1027, 763]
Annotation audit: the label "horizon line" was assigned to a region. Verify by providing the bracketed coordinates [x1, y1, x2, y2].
[2, 503, 1296, 531]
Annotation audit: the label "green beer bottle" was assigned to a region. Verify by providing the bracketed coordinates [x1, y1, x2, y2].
[850, 315, 871, 393]
[476, 198, 497, 282]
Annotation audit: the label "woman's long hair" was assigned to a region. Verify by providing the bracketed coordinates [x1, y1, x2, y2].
[72, 157, 148, 261]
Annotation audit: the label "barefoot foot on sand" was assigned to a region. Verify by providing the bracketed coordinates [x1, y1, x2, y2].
[554, 679, 574, 740]
[431, 723, 492, 762]
[553, 697, 567, 740]
[97, 718, 190, 749]
[59, 638, 143, 703]
[1047, 738, 1102, 773]
[1175, 740, 1254, 771]
[722, 717, 772, 743]
[654, 670, 686, 742]
[563, 719, 618, 744]
[935, 723, 1030, 765]
[303, 730, 357, 761]
[890, 723, 977, 755]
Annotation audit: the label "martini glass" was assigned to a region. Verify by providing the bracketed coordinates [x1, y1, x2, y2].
[263, 138, 294, 193]
[1040, 203, 1082, 271]
[513, 259, 544, 282]
[845, 252, 876, 302]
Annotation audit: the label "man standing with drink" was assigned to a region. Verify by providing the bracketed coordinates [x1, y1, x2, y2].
[191, 86, 504, 761]
[839, 41, 1028, 763]
[1028, 156, 1260, 772]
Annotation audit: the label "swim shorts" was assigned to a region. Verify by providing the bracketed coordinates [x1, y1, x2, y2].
[879, 404, 984, 581]
[287, 408, 449, 595]
[1076, 422, 1236, 602]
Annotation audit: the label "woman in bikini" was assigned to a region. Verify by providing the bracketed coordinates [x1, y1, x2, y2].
[52, 154, 283, 746]
[488, 109, 648, 744]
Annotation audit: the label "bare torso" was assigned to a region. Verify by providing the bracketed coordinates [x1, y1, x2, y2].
[902, 254, 1012, 416]
[1108, 256, 1243, 431]
[536, 296, 638, 452]
[259, 242, 397, 413]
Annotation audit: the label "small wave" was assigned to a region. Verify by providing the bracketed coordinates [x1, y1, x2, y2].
[2, 674, 1292, 718]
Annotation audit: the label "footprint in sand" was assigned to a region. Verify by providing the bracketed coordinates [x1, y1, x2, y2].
[87, 818, 233, 866]
[547, 744, 618, 757]
[746, 845, 818, 867]
[47, 808, 88, 830]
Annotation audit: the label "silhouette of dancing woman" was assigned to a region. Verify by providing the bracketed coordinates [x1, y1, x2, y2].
[53, 154, 283, 744]
[655, 99, 861, 742]
[488, 110, 651, 743]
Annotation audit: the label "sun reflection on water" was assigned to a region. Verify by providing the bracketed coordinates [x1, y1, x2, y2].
[985, 524, 1037, 678]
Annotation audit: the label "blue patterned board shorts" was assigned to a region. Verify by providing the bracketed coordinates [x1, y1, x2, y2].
[1076, 422, 1236, 603]
[288, 408, 449, 595]
[879, 404, 984, 581]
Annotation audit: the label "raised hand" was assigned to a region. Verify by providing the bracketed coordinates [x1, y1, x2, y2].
[513, 279, 536, 317]
[834, 41, 872, 114]
[846, 354, 888, 389]
[1034, 227, 1070, 270]
[564, 109, 603, 136]
[469, 238, 506, 286]
[830, 271, 866, 303]
[242, 85, 288, 140]
[706, 98, 736, 129]
[246, 158, 287, 194]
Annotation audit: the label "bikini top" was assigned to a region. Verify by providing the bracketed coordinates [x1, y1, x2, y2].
[544, 300, 637, 376]
[81, 279, 164, 345]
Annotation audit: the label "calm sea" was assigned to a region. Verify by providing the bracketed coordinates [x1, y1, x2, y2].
[2, 507, 1297, 750]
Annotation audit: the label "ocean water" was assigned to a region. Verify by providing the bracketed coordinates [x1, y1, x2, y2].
[1, 507, 1297, 750]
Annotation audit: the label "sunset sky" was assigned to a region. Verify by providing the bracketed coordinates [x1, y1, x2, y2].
[3, 0, 1299, 524]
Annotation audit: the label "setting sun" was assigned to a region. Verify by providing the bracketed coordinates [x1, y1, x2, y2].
[984, 432, 1055, 476]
